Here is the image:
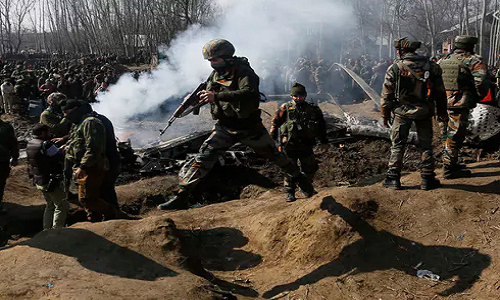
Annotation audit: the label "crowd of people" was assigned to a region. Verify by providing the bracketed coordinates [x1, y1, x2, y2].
[0, 54, 133, 117]
[0, 53, 143, 227]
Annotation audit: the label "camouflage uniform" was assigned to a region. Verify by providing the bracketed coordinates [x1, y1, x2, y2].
[180, 57, 304, 191]
[40, 107, 71, 138]
[381, 43, 447, 189]
[439, 44, 490, 171]
[270, 93, 327, 198]
[65, 113, 115, 222]
[157, 39, 315, 210]
[0, 119, 19, 208]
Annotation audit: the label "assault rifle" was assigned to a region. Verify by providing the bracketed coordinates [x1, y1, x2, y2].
[159, 82, 208, 136]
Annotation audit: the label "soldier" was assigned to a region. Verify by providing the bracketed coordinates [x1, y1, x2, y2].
[157, 39, 316, 210]
[27, 124, 68, 229]
[0, 115, 19, 213]
[381, 37, 448, 190]
[63, 100, 131, 221]
[438, 36, 490, 178]
[270, 82, 328, 202]
[39, 92, 71, 141]
[63, 101, 121, 207]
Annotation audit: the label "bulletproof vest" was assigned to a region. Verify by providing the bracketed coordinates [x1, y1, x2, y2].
[280, 101, 321, 142]
[27, 138, 63, 185]
[439, 53, 474, 91]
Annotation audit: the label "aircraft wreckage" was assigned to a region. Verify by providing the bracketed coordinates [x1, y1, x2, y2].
[133, 64, 500, 174]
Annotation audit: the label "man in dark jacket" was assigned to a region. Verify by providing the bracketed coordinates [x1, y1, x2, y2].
[27, 124, 68, 229]
[0, 115, 18, 213]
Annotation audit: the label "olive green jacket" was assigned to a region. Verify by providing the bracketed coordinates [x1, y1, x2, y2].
[65, 115, 108, 171]
[206, 57, 261, 124]
[39, 107, 71, 138]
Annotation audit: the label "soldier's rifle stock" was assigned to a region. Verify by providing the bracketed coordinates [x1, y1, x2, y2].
[159, 82, 208, 136]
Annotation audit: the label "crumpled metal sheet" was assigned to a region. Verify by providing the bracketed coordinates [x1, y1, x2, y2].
[468, 103, 500, 141]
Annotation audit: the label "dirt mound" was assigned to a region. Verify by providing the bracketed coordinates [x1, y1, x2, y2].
[147, 160, 499, 299]
[0, 216, 257, 300]
[1, 160, 500, 299]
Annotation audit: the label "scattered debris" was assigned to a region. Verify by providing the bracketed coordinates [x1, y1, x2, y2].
[269, 291, 290, 300]
[416, 270, 440, 281]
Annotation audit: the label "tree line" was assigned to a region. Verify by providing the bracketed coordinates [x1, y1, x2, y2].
[351, 0, 500, 65]
[0, 0, 215, 56]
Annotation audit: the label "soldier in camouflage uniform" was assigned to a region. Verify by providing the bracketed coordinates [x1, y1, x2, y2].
[157, 39, 316, 210]
[63, 100, 130, 221]
[381, 38, 448, 190]
[438, 36, 490, 178]
[0, 115, 19, 213]
[39, 92, 71, 141]
[270, 82, 328, 202]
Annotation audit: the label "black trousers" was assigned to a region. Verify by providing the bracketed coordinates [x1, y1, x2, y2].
[0, 161, 11, 204]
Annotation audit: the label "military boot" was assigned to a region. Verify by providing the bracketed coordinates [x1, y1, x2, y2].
[286, 191, 296, 202]
[420, 172, 441, 190]
[157, 191, 190, 210]
[294, 172, 317, 198]
[382, 172, 401, 190]
[443, 164, 471, 179]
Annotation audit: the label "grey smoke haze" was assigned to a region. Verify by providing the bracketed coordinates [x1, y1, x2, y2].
[93, 0, 354, 147]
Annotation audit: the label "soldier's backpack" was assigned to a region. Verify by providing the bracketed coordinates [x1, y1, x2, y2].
[392, 58, 431, 102]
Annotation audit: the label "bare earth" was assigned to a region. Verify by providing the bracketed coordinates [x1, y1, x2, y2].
[1, 158, 500, 299]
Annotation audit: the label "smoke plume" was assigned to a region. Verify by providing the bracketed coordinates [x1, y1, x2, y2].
[93, 0, 354, 147]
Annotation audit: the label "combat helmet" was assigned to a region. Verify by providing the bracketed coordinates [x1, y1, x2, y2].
[394, 37, 421, 51]
[202, 39, 235, 60]
[454, 35, 478, 50]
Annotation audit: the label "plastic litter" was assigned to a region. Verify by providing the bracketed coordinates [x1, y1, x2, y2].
[417, 270, 440, 281]
[46, 284, 54, 288]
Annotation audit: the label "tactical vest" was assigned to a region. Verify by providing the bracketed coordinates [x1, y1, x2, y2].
[27, 138, 63, 186]
[439, 53, 474, 91]
[280, 101, 321, 144]
[207, 58, 260, 121]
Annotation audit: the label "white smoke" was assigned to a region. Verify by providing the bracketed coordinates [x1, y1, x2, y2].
[93, 0, 355, 147]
